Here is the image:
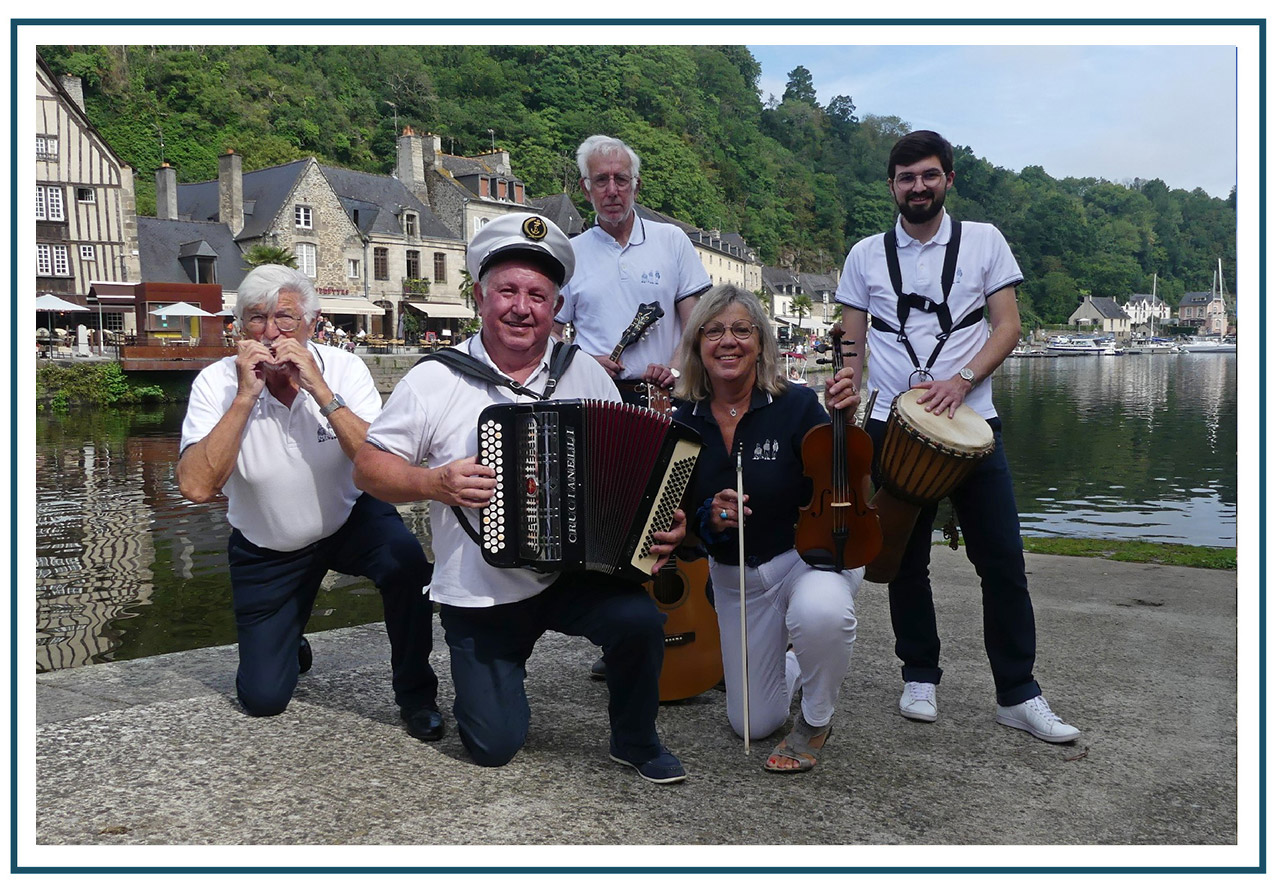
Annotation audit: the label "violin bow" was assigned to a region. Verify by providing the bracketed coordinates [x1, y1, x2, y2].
[736, 443, 750, 755]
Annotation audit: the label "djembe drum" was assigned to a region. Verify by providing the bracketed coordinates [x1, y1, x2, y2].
[863, 388, 995, 584]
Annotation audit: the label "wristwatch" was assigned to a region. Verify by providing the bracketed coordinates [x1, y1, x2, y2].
[319, 393, 346, 418]
[958, 367, 976, 384]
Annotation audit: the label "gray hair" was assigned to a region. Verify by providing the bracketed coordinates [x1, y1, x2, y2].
[576, 135, 641, 181]
[235, 264, 320, 326]
[674, 284, 788, 402]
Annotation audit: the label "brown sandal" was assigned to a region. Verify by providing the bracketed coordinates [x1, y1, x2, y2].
[763, 716, 832, 773]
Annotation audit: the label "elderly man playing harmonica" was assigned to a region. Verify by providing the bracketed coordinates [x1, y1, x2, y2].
[177, 264, 442, 741]
[354, 213, 690, 784]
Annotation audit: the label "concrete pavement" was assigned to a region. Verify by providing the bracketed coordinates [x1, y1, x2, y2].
[30, 548, 1242, 867]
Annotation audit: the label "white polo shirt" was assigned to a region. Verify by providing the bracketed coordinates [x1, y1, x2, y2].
[834, 211, 1023, 422]
[556, 214, 711, 380]
[180, 342, 382, 552]
[365, 335, 620, 608]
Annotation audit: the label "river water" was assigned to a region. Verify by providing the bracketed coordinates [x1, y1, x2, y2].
[33, 352, 1237, 672]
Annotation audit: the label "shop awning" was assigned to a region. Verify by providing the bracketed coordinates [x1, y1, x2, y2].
[318, 297, 378, 315]
[406, 301, 474, 320]
[88, 281, 138, 302]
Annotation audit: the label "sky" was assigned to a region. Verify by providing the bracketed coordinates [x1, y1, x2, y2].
[750, 43, 1239, 198]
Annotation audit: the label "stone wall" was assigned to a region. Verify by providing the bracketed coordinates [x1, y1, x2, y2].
[359, 353, 425, 395]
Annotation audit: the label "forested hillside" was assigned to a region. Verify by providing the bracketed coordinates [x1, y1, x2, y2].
[39, 44, 1237, 324]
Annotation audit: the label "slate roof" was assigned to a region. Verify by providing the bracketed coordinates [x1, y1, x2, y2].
[1179, 291, 1217, 307]
[136, 217, 247, 290]
[1077, 296, 1130, 320]
[320, 164, 458, 241]
[1127, 292, 1163, 305]
[762, 266, 801, 294]
[529, 193, 584, 237]
[797, 272, 838, 297]
[177, 159, 309, 241]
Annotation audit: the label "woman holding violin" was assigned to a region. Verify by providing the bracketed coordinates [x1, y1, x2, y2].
[672, 284, 865, 773]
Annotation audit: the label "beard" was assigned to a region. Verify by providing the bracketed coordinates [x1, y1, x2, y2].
[898, 189, 946, 225]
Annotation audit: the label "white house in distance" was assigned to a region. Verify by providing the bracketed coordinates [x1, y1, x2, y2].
[1123, 290, 1172, 336]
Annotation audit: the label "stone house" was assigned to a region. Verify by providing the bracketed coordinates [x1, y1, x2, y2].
[394, 129, 533, 242]
[167, 150, 467, 340]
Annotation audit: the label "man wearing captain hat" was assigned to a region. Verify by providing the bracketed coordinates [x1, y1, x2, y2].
[354, 212, 691, 784]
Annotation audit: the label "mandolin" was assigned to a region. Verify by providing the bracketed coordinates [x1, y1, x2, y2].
[609, 301, 664, 366]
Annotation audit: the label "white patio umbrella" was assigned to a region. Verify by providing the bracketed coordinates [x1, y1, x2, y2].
[34, 293, 90, 349]
[35, 293, 89, 313]
[149, 302, 219, 341]
[148, 302, 218, 317]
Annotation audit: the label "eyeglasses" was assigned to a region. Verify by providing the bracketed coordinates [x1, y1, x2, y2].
[701, 321, 757, 341]
[244, 313, 303, 333]
[586, 173, 635, 191]
[894, 170, 947, 188]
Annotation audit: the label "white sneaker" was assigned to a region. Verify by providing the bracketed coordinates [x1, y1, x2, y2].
[899, 681, 938, 722]
[996, 695, 1080, 743]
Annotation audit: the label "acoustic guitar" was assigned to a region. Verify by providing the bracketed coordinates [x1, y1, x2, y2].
[642, 381, 723, 702]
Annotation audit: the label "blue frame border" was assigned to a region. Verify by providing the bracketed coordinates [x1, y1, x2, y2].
[11, 16, 1265, 875]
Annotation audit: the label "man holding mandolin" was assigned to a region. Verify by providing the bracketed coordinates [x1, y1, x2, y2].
[552, 134, 712, 406]
[834, 130, 1079, 744]
[554, 134, 714, 683]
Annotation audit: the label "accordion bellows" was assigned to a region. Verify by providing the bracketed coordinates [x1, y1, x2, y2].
[477, 399, 703, 583]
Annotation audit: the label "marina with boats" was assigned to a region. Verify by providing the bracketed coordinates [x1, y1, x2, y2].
[1012, 333, 1236, 357]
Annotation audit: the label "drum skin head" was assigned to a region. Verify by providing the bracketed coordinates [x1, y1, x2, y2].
[894, 389, 994, 455]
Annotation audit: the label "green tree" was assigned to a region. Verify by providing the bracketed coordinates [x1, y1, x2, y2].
[242, 245, 297, 269]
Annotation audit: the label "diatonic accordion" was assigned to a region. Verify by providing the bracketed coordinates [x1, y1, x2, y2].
[476, 399, 703, 583]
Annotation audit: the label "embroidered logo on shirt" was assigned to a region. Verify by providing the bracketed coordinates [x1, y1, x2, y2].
[753, 439, 779, 461]
[640, 270, 662, 286]
[317, 423, 338, 443]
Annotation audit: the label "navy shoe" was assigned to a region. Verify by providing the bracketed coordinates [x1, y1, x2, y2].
[590, 656, 607, 681]
[401, 706, 445, 742]
[610, 745, 687, 784]
[298, 637, 313, 675]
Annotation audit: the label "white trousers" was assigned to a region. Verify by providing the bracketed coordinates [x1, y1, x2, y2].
[709, 548, 861, 740]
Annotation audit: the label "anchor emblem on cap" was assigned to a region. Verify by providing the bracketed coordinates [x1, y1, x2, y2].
[522, 216, 548, 241]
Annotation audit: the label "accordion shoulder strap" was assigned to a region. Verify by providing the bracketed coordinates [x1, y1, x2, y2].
[415, 341, 580, 400]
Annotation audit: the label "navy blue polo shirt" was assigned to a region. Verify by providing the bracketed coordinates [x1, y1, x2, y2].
[675, 384, 830, 566]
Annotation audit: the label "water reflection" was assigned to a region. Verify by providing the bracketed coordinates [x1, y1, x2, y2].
[34, 353, 1236, 671]
[994, 352, 1236, 546]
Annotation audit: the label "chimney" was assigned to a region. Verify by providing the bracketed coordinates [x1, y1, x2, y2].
[218, 150, 244, 236]
[155, 163, 178, 220]
[479, 150, 512, 177]
[58, 75, 85, 112]
[396, 126, 425, 187]
[423, 132, 442, 172]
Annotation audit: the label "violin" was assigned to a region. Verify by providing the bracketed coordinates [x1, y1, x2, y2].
[795, 324, 883, 571]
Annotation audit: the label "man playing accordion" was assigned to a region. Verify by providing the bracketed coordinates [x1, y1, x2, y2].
[354, 212, 690, 783]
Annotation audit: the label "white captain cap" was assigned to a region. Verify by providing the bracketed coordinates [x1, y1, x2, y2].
[466, 212, 575, 287]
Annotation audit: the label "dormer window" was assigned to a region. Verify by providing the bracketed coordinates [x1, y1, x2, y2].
[295, 204, 313, 229]
[404, 213, 417, 237]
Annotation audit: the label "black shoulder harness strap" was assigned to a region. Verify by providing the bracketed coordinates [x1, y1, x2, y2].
[872, 221, 986, 380]
[414, 340, 580, 547]
[414, 340, 580, 400]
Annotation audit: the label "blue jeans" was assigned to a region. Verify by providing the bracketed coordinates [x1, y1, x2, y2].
[227, 493, 438, 716]
[439, 572, 665, 767]
[868, 417, 1040, 707]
